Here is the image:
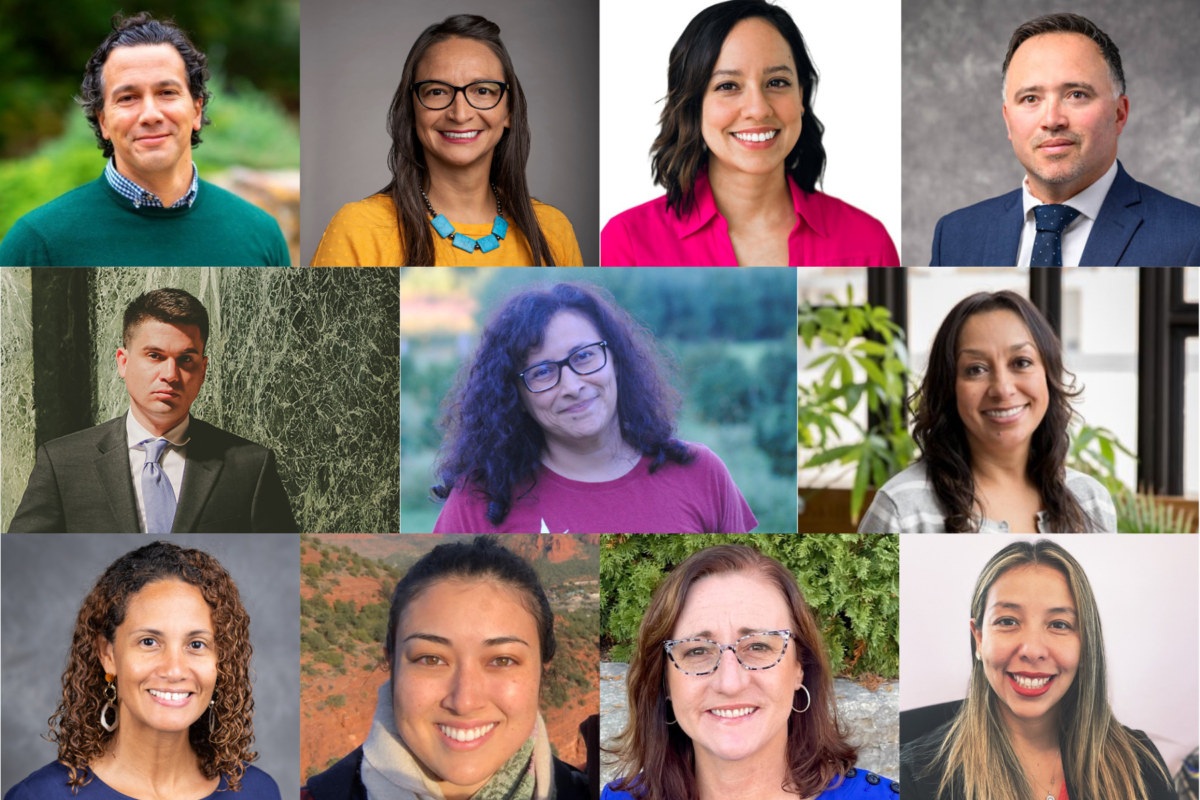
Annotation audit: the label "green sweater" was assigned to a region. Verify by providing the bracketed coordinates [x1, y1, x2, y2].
[0, 175, 290, 266]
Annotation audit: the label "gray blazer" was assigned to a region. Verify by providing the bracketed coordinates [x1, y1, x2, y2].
[7, 414, 298, 533]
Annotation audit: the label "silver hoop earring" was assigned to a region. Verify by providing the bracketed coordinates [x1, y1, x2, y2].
[100, 673, 119, 732]
[209, 691, 217, 736]
[664, 700, 677, 726]
[792, 684, 811, 714]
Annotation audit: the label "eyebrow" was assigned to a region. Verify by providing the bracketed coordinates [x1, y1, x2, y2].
[1012, 82, 1097, 99]
[957, 342, 1035, 358]
[142, 345, 201, 355]
[524, 341, 597, 369]
[110, 78, 186, 98]
[989, 601, 1076, 616]
[131, 628, 213, 637]
[682, 626, 772, 639]
[711, 65, 794, 79]
[403, 633, 531, 648]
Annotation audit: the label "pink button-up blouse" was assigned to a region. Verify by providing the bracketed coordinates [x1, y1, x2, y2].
[601, 170, 899, 266]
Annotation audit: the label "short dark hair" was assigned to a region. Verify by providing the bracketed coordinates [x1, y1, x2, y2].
[77, 12, 213, 159]
[384, 537, 556, 676]
[651, 0, 826, 217]
[122, 288, 210, 353]
[1002, 13, 1125, 100]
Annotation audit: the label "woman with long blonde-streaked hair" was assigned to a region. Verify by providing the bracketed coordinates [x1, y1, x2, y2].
[900, 539, 1174, 800]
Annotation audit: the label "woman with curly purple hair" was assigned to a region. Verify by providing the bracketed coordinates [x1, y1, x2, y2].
[430, 281, 757, 533]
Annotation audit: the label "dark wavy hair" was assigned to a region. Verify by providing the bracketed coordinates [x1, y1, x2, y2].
[76, 12, 212, 160]
[651, 0, 826, 217]
[379, 14, 555, 266]
[611, 544, 856, 800]
[384, 536, 556, 673]
[431, 281, 694, 526]
[47, 541, 256, 793]
[910, 291, 1093, 532]
[122, 287, 209, 353]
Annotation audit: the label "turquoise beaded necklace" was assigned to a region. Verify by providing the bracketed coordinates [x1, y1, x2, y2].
[421, 184, 508, 254]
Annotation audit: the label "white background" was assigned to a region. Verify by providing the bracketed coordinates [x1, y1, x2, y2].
[900, 534, 1199, 770]
[599, 0, 901, 249]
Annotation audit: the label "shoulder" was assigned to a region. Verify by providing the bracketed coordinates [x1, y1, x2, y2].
[6, 179, 106, 232]
[189, 418, 271, 458]
[602, 194, 676, 244]
[4, 762, 80, 799]
[328, 194, 399, 230]
[1122, 726, 1173, 789]
[1063, 468, 1116, 532]
[196, 180, 282, 230]
[1131, 178, 1200, 220]
[824, 767, 901, 797]
[530, 199, 575, 232]
[807, 191, 891, 241]
[655, 442, 730, 480]
[233, 764, 282, 798]
[900, 723, 954, 800]
[602, 778, 638, 800]
[552, 756, 589, 800]
[936, 190, 1021, 230]
[302, 747, 364, 800]
[862, 462, 946, 533]
[39, 416, 125, 456]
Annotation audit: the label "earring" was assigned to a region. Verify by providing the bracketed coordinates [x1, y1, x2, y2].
[976, 651, 982, 661]
[209, 690, 217, 737]
[664, 699, 677, 726]
[100, 672, 118, 732]
[792, 684, 812, 714]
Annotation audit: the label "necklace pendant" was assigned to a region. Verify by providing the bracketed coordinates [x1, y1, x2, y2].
[451, 232, 478, 253]
[1046, 794, 1055, 800]
[430, 214, 455, 239]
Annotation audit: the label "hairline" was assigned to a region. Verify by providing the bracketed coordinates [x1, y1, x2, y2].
[1001, 30, 1124, 102]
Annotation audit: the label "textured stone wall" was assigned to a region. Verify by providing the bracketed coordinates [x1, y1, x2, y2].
[3, 267, 399, 533]
[0, 268, 34, 530]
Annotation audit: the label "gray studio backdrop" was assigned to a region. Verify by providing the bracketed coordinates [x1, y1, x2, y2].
[0, 534, 301, 797]
[901, 0, 1200, 266]
[300, 0, 600, 266]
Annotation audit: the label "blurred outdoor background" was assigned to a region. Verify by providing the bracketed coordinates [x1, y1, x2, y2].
[0, 0, 300, 263]
[400, 267, 799, 534]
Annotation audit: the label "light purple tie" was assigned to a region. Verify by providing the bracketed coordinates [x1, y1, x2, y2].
[140, 438, 177, 534]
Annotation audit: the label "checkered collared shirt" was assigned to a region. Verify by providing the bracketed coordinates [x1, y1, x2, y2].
[104, 158, 199, 209]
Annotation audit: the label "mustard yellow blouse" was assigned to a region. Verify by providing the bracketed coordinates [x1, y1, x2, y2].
[310, 193, 584, 266]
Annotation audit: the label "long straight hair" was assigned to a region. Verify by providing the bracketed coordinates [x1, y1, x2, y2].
[611, 545, 855, 800]
[910, 291, 1093, 532]
[926, 540, 1165, 800]
[379, 14, 555, 266]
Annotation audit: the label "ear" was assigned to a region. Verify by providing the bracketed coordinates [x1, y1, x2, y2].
[97, 635, 116, 675]
[116, 347, 128, 379]
[192, 96, 203, 131]
[98, 107, 111, 141]
[1001, 102, 1012, 142]
[1114, 94, 1129, 136]
[970, 618, 982, 656]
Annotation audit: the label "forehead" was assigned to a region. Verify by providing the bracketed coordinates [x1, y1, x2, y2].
[713, 17, 796, 72]
[524, 311, 602, 364]
[417, 36, 505, 82]
[122, 578, 212, 626]
[102, 43, 189, 92]
[400, 578, 539, 641]
[1007, 32, 1111, 84]
[673, 571, 792, 636]
[986, 564, 1074, 611]
[127, 318, 205, 351]
[957, 309, 1035, 354]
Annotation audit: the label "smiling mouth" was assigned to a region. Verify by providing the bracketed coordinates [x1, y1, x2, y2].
[437, 722, 497, 742]
[562, 397, 595, 413]
[708, 706, 759, 719]
[732, 129, 778, 143]
[440, 130, 480, 140]
[1006, 672, 1056, 696]
[983, 404, 1028, 419]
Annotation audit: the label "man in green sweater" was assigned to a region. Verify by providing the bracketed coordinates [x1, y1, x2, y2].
[0, 13, 290, 267]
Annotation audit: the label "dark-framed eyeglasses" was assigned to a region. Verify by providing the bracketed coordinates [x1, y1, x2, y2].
[515, 341, 608, 393]
[662, 629, 792, 676]
[412, 80, 508, 110]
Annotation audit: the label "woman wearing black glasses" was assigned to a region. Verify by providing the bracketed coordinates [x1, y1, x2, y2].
[311, 14, 583, 266]
[605, 544, 895, 800]
[430, 281, 756, 533]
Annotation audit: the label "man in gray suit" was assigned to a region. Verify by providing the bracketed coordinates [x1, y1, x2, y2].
[8, 288, 297, 533]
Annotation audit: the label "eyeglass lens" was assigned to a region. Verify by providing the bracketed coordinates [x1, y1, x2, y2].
[674, 633, 787, 672]
[524, 344, 606, 392]
[417, 81, 504, 110]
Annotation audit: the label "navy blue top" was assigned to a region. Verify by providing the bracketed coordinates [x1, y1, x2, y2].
[603, 768, 899, 799]
[4, 762, 281, 800]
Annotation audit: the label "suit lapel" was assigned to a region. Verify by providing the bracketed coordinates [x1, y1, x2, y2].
[93, 414, 140, 532]
[172, 419, 223, 533]
[1081, 162, 1142, 266]
[983, 190, 1024, 266]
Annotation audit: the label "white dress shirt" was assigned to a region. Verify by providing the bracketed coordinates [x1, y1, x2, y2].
[1016, 159, 1119, 267]
[126, 411, 190, 533]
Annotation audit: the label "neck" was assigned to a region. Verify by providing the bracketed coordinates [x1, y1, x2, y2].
[969, 440, 1032, 484]
[694, 732, 795, 800]
[707, 157, 793, 229]
[96, 723, 203, 792]
[424, 157, 497, 225]
[114, 155, 194, 208]
[540, 422, 640, 482]
[130, 405, 188, 438]
[1027, 155, 1114, 205]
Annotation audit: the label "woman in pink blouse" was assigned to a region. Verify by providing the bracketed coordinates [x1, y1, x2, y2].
[601, 0, 899, 267]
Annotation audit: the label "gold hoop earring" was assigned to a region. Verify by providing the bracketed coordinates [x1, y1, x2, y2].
[100, 672, 119, 732]
[792, 684, 811, 714]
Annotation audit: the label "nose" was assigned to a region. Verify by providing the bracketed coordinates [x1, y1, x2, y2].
[160, 357, 180, 382]
[139, 94, 164, 125]
[442, 661, 488, 716]
[711, 647, 751, 693]
[446, 89, 476, 122]
[1040, 95, 1068, 131]
[557, 364, 586, 395]
[1016, 627, 1052, 662]
[156, 646, 186, 680]
[987, 366, 1016, 399]
[740, 83, 772, 123]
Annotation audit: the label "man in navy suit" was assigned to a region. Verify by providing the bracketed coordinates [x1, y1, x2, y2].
[931, 13, 1200, 266]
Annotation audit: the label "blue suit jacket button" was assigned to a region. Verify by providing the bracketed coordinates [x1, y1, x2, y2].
[845, 768, 858, 778]
[866, 772, 880, 785]
[890, 781, 900, 793]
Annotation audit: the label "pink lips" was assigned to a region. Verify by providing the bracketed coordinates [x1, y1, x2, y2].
[981, 404, 1028, 425]
[137, 134, 170, 145]
[1038, 139, 1075, 155]
[147, 689, 193, 708]
[562, 397, 595, 414]
[436, 722, 498, 751]
[438, 130, 481, 144]
[730, 127, 780, 150]
[1006, 672, 1056, 697]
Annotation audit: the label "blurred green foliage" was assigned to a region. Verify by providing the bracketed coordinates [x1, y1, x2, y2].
[0, 79, 299, 239]
[0, 0, 299, 157]
[600, 534, 899, 678]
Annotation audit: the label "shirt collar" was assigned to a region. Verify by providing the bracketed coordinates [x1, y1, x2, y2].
[126, 409, 192, 450]
[105, 158, 199, 209]
[671, 167, 826, 239]
[1021, 158, 1119, 222]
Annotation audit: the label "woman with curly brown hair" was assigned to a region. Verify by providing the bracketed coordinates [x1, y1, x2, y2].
[3, 540, 280, 799]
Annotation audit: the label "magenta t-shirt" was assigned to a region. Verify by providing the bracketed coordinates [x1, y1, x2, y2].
[431, 443, 758, 533]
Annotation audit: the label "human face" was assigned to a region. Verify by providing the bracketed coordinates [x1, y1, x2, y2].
[955, 309, 1049, 459]
[98, 579, 218, 737]
[971, 564, 1080, 726]
[666, 573, 804, 766]
[518, 312, 620, 449]
[97, 44, 203, 186]
[1002, 32, 1128, 203]
[117, 319, 208, 435]
[392, 579, 542, 800]
[702, 18, 804, 179]
[414, 37, 511, 173]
